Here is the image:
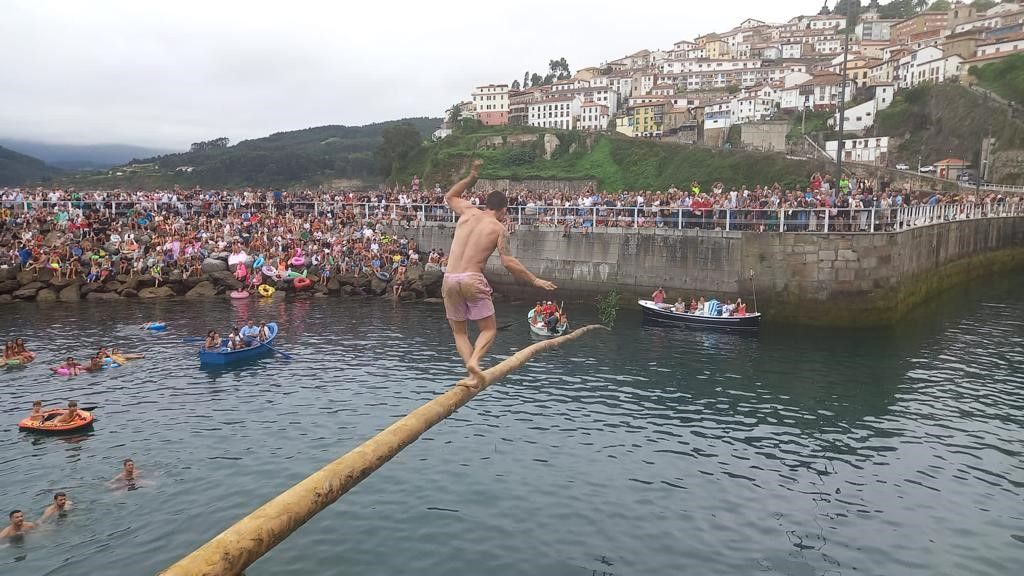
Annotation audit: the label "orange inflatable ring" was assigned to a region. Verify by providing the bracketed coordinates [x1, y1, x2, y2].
[18, 409, 94, 433]
[293, 276, 312, 291]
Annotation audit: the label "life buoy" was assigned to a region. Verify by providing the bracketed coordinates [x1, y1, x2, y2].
[258, 284, 275, 297]
[262, 265, 277, 277]
[253, 256, 265, 268]
[376, 271, 391, 282]
[290, 257, 305, 266]
[293, 276, 312, 290]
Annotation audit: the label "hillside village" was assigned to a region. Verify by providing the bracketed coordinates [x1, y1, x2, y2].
[443, 0, 1024, 180]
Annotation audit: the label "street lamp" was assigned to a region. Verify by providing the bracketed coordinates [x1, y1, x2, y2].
[835, 0, 852, 185]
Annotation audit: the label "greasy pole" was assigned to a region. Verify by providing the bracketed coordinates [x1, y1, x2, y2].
[159, 324, 609, 576]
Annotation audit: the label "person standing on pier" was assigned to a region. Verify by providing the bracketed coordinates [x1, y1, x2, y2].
[443, 159, 556, 387]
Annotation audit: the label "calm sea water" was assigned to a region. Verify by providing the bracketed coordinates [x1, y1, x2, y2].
[1, 275, 1023, 576]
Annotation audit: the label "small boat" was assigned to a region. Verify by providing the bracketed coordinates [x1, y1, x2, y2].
[198, 322, 279, 365]
[19, 409, 94, 433]
[527, 309, 568, 337]
[638, 299, 761, 330]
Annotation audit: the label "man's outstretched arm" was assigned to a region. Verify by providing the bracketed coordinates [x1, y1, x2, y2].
[445, 159, 484, 216]
[497, 227, 556, 290]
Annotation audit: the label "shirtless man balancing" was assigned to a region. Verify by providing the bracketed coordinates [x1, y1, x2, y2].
[443, 159, 556, 387]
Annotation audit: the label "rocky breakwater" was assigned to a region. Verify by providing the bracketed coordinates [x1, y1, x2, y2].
[0, 257, 443, 305]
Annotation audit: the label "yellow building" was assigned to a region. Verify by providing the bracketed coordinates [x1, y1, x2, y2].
[705, 40, 730, 59]
[632, 101, 668, 136]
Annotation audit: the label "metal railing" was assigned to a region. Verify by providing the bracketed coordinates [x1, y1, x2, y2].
[2, 199, 1022, 234]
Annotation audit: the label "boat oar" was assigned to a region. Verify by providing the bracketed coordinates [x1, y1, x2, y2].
[260, 342, 293, 360]
[497, 322, 515, 331]
[81, 405, 98, 412]
[181, 337, 205, 343]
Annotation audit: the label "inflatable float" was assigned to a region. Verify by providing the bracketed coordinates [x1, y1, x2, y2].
[258, 284, 275, 297]
[19, 409, 94, 433]
[230, 290, 250, 299]
[293, 276, 312, 290]
[142, 322, 166, 331]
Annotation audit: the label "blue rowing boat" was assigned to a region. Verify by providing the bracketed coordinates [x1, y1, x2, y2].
[198, 322, 278, 365]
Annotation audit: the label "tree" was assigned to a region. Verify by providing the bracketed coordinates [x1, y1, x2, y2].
[928, 0, 951, 11]
[511, 79, 521, 91]
[375, 123, 422, 176]
[530, 72, 544, 86]
[189, 137, 230, 153]
[971, 0, 997, 11]
[878, 0, 918, 19]
[446, 104, 461, 126]
[833, 0, 864, 25]
[523, 71, 530, 88]
[914, 0, 928, 12]
[548, 57, 571, 81]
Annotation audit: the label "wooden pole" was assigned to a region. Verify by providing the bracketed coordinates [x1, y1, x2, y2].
[159, 324, 609, 576]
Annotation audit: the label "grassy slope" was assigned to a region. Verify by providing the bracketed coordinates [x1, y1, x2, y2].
[396, 125, 830, 191]
[0, 145, 62, 186]
[970, 53, 1024, 105]
[872, 83, 1024, 169]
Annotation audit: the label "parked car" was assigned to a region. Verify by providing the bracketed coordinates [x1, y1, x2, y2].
[919, 165, 936, 173]
[895, 163, 910, 170]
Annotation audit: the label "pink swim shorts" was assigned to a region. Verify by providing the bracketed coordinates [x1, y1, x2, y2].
[442, 272, 494, 321]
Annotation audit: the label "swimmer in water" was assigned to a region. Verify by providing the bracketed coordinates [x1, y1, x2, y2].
[39, 492, 73, 522]
[0, 510, 36, 539]
[107, 458, 146, 491]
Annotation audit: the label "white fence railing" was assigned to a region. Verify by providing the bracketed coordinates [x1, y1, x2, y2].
[3, 199, 1022, 234]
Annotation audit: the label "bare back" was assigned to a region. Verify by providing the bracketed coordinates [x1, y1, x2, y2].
[445, 209, 503, 274]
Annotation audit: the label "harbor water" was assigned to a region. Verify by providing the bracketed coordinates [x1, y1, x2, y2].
[1, 274, 1022, 575]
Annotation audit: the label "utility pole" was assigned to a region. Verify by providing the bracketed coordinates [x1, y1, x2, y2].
[835, 0, 852, 184]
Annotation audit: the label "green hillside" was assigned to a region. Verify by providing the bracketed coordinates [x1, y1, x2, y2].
[969, 53, 1024, 105]
[394, 123, 831, 191]
[871, 82, 1024, 182]
[0, 145, 62, 186]
[63, 117, 441, 189]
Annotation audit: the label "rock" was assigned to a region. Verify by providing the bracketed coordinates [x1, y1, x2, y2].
[121, 289, 138, 298]
[369, 277, 388, 296]
[313, 292, 328, 297]
[0, 267, 15, 282]
[138, 286, 176, 299]
[182, 276, 204, 289]
[135, 276, 156, 288]
[406, 264, 424, 283]
[342, 285, 362, 296]
[116, 274, 130, 283]
[326, 277, 340, 293]
[58, 283, 81, 301]
[16, 270, 35, 285]
[422, 297, 444, 304]
[80, 282, 103, 295]
[36, 288, 58, 302]
[49, 277, 74, 289]
[85, 291, 121, 300]
[168, 269, 183, 282]
[186, 281, 218, 298]
[208, 271, 242, 290]
[399, 291, 418, 302]
[104, 281, 123, 293]
[34, 267, 54, 283]
[406, 281, 425, 297]
[201, 258, 228, 274]
[0, 294, 12, 304]
[13, 281, 45, 298]
[422, 269, 443, 298]
[0, 279, 20, 294]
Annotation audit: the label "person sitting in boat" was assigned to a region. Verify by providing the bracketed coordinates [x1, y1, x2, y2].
[721, 300, 736, 317]
[532, 302, 543, 323]
[545, 311, 560, 333]
[689, 297, 698, 313]
[696, 297, 706, 315]
[239, 322, 259, 346]
[48, 401, 83, 426]
[257, 321, 271, 343]
[203, 330, 221, 351]
[736, 298, 747, 316]
[27, 400, 46, 423]
[227, 328, 243, 350]
[673, 297, 686, 313]
[652, 287, 666, 305]
[13, 338, 35, 362]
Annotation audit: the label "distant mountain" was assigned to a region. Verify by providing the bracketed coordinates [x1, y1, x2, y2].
[0, 139, 174, 170]
[99, 117, 443, 187]
[0, 145, 62, 186]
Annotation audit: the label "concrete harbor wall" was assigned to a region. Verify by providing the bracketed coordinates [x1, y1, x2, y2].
[410, 216, 1024, 326]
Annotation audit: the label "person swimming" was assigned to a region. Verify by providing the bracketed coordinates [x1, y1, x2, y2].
[39, 492, 73, 523]
[0, 510, 36, 540]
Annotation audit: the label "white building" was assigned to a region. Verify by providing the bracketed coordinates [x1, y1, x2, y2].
[856, 18, 897, 41]
[826, 136, 890, 164]
[896, 46, 961, 88]
[578, 102, 610, 131]
[527, 95, 582, 129]
[834, 84, 896, 131]
[975, 33, 1024, 57]
[782, 42, 806, 58]
[704, 100, 734, 130]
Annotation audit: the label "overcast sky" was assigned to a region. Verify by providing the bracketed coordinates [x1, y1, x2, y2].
[1, 0, 817, 150]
